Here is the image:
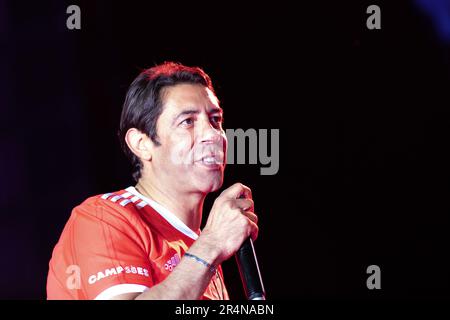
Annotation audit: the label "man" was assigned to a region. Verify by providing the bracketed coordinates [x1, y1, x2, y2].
[47, 62, 259, 300]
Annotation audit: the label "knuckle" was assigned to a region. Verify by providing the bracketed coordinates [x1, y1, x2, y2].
[233, 182, 244, 190]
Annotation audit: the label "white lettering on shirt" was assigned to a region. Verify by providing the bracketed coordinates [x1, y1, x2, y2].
[88, 265, 150, 285]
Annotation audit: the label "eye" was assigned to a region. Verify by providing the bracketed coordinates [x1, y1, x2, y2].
[180, 118, 194, 127]
[210, 115, 223, 128]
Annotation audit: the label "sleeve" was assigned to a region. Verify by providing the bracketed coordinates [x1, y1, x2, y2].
[67, 201, 154, 299]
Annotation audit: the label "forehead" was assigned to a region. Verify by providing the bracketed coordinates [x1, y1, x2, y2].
[160, 83, 220, 114]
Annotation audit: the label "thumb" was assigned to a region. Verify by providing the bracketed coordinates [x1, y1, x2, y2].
[220, 182, 252, 200]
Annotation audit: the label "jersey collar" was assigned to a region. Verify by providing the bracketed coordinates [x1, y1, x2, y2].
[125, 186, 200, 241]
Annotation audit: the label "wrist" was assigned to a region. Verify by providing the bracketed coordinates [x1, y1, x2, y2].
[183, 252, 217, 274]
[189, 232, 222, 266]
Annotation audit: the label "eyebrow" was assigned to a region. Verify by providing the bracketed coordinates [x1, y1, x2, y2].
[172, 107, 223, 125]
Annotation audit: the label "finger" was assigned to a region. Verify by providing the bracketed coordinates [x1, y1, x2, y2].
[249, 220, 259, 242]
[220, 183, 252, 200]
[242, 210, 258, 224]
[237, 185, 252, 200]
[232, 198, 254, 211]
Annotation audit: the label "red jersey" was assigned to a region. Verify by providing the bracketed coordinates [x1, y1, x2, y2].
[47, 186, 229, 300]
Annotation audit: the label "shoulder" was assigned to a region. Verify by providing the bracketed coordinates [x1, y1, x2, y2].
[60, 189, 153, 243]
[48, 189, 155, 300]
[73, 189, 143, 225]
[53, 188, 155, 254]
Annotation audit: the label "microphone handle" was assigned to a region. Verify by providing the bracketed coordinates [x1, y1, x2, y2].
[235, 237, 266, 300]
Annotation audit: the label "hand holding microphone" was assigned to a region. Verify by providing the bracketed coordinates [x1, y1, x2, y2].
[200, 183, 266, 299]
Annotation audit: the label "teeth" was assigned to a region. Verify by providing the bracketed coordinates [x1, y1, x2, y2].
[203, 157, 216, 164]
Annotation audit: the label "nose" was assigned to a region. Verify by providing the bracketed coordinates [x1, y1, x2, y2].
[198, 117, 223, 144]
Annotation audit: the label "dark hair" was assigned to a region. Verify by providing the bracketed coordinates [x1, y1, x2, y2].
[118, 61, 215, 182]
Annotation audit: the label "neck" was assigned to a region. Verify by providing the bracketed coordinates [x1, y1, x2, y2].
[135, 177, 205, 232]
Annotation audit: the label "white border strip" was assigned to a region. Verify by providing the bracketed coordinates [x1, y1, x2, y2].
[94, 284, 149, 300]
[125, 186, 199, 240]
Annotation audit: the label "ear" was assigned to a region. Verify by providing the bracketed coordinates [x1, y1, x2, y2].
[124, 128, 154, 161]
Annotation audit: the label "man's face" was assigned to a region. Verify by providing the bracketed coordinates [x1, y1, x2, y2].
[150, 83, 227, 194]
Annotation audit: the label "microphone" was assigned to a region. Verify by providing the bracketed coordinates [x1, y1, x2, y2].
[235, 238, 266, 300]
[235, 194, 266, 300]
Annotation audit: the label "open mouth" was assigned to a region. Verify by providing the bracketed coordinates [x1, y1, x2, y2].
[195, 152, 225, 168]
[201, 156, 222, 165]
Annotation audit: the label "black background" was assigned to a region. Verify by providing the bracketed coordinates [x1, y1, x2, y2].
[1, 0, 450, 300]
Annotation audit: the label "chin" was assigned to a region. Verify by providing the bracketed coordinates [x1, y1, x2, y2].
[197, 175, 224, 194]
[189, 164, 225, 193]
[210, 180, 223, 192]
